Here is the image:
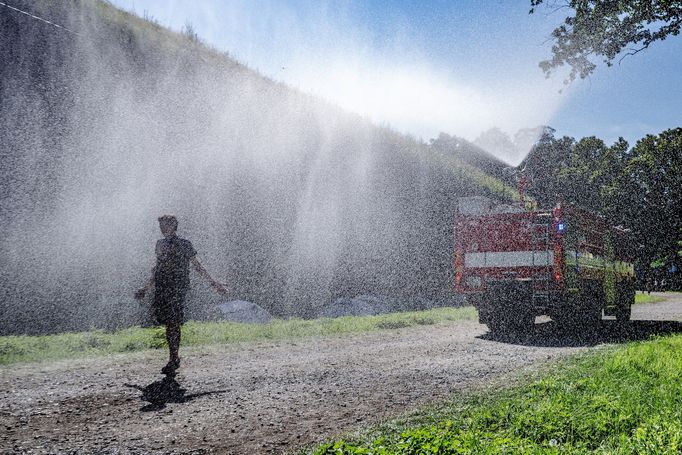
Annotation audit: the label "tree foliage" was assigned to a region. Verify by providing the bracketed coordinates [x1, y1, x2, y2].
[521, 127, 682, 286]
[625, 128, 682, 268]
[531, 0, 682, 81]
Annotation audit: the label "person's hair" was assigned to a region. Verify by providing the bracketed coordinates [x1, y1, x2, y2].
[158, 215, 178, 231]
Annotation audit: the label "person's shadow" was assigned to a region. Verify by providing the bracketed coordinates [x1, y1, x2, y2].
[125, 376, 227, 412]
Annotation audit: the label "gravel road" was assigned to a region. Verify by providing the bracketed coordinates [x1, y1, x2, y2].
[2, 293, 681, 455]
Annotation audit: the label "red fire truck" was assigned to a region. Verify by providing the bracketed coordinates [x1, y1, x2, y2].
[454, 196, 635, 334]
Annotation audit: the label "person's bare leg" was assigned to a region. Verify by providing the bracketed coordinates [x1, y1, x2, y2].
[165, 322, 181, 367]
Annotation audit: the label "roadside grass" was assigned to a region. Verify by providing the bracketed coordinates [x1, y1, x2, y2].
[0, 306, 477, 366]
[634, 293, 667, 304]
[308, 335, 682, 454]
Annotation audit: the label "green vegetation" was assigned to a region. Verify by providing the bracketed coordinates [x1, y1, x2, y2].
[311, 335, 682, 454]
[0, 307, 476, 366]
[531, 1, 682, 82]
[521, 127, 682, 291]
[634, 293, 666, 305]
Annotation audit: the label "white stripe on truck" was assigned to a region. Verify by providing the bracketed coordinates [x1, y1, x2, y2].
[464, 251, 554, 268]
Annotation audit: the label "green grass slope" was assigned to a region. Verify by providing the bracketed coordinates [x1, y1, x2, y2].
[87, 0, 518, 200]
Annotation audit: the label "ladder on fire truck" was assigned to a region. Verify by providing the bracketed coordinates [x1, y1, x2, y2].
[531, 212, 553, 310]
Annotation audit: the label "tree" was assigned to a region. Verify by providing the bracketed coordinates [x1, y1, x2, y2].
[556, 136, 609, 212]
[518, 127, 575, 207]
[624, 128, 682, 269]
[519, 125, 682, 288]
[530, 1, 682, 82]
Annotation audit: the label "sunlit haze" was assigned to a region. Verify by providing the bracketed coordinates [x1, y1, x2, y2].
[108, 0, 681, 164]
[105, 0, 582, 164]
[282, 54, 567, 146]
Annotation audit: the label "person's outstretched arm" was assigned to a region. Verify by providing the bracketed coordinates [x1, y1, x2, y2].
[191, 256, 228, 295]
[134, 267, 155, 300]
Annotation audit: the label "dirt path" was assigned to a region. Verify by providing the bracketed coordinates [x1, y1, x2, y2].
[2, 293, 681, 455]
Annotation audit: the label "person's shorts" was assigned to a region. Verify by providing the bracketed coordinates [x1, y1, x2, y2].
[153, 287, 187, 325]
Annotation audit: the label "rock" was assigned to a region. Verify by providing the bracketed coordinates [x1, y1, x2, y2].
[217, 300, 273, 324]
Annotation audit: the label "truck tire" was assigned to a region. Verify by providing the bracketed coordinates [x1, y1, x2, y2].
[483, 281, 534, 336]
[487, 310, 534, 335]
[568, 280, 602, 331]
[615, 304, 631, 322]
[616, 283, 635, 322]
[553, 307, 599, 333]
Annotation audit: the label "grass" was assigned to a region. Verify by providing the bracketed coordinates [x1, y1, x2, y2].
[634, 293, 667, 304]
[0, 306, 477, 366]
[308, 335, 682, 454]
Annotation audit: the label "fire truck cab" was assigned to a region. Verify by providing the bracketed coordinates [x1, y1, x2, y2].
[454, 196, 635, 334]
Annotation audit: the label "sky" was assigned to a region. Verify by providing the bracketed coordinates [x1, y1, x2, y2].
[110, 0, 682, 164]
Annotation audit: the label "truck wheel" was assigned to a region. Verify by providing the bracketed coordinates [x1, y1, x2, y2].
[588, 303, 603, 324]
[575, 281, 602, 330]
[483, 281, 534, 336]
[579, 303, 602, 330]
[487, 316, 515, 335]
[486, 318, 506, 334]
[487, 311, 534, 335]
[616, 284, 634, 322]
[552, 309, 575, 331]
[615, 304, 631, 322]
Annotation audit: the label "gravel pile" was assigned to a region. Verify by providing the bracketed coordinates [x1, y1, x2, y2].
[217, 300, 273, 323]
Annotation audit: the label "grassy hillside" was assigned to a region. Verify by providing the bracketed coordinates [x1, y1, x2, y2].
[89, 1, 518, 199]
[0, 0, 515, 335]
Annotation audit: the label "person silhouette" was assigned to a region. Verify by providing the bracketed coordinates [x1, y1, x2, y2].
[135, 215, 227, 374]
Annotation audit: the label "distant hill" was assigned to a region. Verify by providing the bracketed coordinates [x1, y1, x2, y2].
[429, 132, 512, 182]
[0, 0, 518, 335]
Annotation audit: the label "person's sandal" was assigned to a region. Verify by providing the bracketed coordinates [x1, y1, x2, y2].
[161, 358, 181, 375]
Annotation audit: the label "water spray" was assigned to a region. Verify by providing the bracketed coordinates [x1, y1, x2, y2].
[0, 1, 82, 36]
